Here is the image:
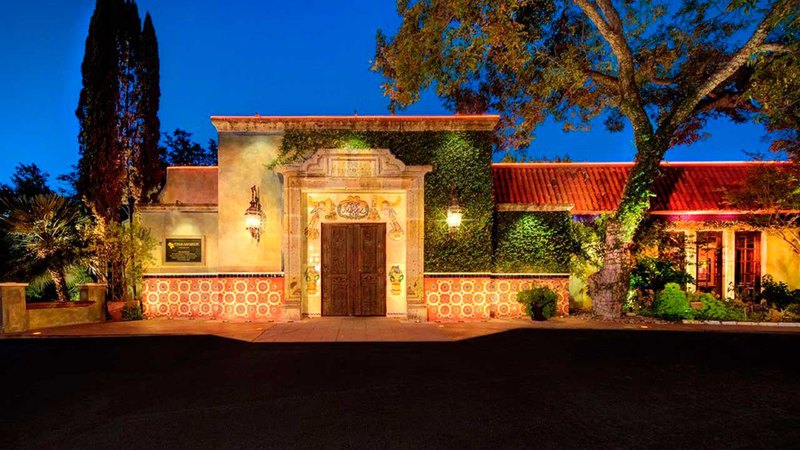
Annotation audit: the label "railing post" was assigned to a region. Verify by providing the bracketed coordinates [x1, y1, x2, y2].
[0, 283, 29, 333]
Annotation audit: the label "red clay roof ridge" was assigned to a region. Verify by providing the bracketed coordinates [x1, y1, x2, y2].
[492, 160, 789, 167]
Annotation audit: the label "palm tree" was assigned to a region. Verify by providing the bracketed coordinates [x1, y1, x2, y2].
[0, 194, 87, 301]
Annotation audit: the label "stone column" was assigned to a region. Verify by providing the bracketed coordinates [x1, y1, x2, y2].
[282, 174, 303, 321]
[405, 171, 429, 321]
[79, 283, 107, 323]
[0, 283, 29, 333]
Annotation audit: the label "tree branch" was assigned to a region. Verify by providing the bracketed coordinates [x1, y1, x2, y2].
[572, 0, 652, 135]
[662, 0, 792, 135]
[584, 69, 619, 89]
[757, 43, 793, 53]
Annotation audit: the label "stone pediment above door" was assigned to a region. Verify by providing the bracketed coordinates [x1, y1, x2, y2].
[284, 149, 417, 178]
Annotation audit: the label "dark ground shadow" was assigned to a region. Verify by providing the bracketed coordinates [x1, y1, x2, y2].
[1, 329, 798, 449]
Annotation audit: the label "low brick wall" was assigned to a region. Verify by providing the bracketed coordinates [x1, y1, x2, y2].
[142, 274, 285, 321]
[424, 274, 569, 322]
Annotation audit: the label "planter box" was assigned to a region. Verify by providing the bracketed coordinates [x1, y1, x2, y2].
[106, 301, 128, 321]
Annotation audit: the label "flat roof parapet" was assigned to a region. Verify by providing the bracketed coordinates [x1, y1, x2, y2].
[210, 115, 499, 133]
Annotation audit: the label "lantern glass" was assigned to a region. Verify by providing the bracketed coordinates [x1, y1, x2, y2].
[245, 212, 261, 230]
[446, 206, 462, 229]
[244, 185, 264, 242]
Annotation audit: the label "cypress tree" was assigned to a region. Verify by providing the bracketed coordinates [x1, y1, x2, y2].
[76, 0, 126, 224]
[76, 0, 163, 221]
[76, 0, 163, 301]
[118, 0, 142, 215]
[137, 12, 163, 203]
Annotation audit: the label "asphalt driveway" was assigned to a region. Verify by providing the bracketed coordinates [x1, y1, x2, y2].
[1, 329, 798, 449]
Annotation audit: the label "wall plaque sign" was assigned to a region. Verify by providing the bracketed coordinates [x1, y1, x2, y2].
[165, 238, 203, 263]
[330, 159, 376, 177]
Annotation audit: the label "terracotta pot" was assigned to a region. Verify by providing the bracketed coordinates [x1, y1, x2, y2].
[107, 301, 127, 321]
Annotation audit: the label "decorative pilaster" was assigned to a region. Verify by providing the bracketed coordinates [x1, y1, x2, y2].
[405, 171, 428, 321]
[282, 174, 303, 321]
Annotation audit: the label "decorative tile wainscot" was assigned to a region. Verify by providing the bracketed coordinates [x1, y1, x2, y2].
[142, 274, 285, 321]
[424, 274, 570, 322]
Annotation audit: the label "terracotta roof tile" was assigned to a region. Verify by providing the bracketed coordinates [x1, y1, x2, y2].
[493, 161, 790, 214]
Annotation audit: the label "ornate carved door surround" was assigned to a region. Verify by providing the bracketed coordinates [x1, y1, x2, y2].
[276, 149, 431, 321]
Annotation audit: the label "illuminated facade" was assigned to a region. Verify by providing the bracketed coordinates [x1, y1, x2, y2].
[139, 115, 798, 321]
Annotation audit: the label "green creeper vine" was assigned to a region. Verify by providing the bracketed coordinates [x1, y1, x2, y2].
[274, 130, 586, 273]
[276, 130, 496, 272]
[494, 212, 583, 273]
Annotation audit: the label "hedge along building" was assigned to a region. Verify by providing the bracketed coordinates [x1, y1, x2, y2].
[139, 115, 571, 322]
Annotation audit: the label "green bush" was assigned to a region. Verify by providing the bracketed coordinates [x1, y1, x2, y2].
[653, 283, 694, 321]
[694, 293, 745, 321]
[785, 303, 800, 320]
[630, 257, 694, 293]
[494, 212, 581, 273]
[757, 275, 800, 309]
[516, 287, 557, 321]
[121, 304, 143, 321]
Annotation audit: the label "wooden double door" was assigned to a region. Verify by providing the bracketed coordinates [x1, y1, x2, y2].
[321, 223, 386, 316]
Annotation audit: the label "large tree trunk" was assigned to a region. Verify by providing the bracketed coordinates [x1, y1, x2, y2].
[50, 268, 70, 302]
[589, 220, 632, 319]
[588, 132, 668, 319]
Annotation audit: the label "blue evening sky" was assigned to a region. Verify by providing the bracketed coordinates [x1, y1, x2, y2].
[0, 0, 775, 188]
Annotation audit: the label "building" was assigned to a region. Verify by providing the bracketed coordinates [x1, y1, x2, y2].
[139, 115, 799, 321]
[494, 161, 800, 305]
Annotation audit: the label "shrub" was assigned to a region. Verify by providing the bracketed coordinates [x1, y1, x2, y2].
[121, 304, 143, 321]
[0, 194, 88, 301]
[653, 283, 694, 321]
[516, 287, 557, 321]
[26, 267, 92, 302]
[757, 275, 800, 310]
[694, 293, 745, 321]
[784, 303, 800, 320]
[630, 257, 694, 293]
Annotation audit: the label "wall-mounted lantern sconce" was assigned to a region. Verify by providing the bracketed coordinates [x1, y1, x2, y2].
[244, 185, 264, 242]
[446, 184, 463, 235]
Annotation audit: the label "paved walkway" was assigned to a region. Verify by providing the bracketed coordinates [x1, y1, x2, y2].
[4, 315, 800, 342]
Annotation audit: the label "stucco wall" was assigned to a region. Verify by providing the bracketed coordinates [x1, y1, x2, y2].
[140, 210, 219, 273]
[765, 231, 800, 288]
[217, 133, 283, 272]
[160, 167, 218, 204]
[28, 301, 104, 330]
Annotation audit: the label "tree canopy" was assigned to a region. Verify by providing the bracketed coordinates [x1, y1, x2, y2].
[162, 129, 218, 166]
[375, 0, 799, 317]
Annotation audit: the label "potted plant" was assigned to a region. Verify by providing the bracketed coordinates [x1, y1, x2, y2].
[516, 287, 557, 321]
[97, 220, 156, 321]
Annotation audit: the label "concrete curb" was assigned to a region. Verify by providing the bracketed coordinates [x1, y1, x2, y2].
[682, 320, 800, 327]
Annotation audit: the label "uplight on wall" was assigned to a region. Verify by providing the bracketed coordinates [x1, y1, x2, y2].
[446, 185, 463, 234]
[244, 185, 264, 242]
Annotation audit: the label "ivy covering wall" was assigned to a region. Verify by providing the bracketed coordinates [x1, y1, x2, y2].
[494, 211, 579, 273]
[277, 130, 496, 272]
